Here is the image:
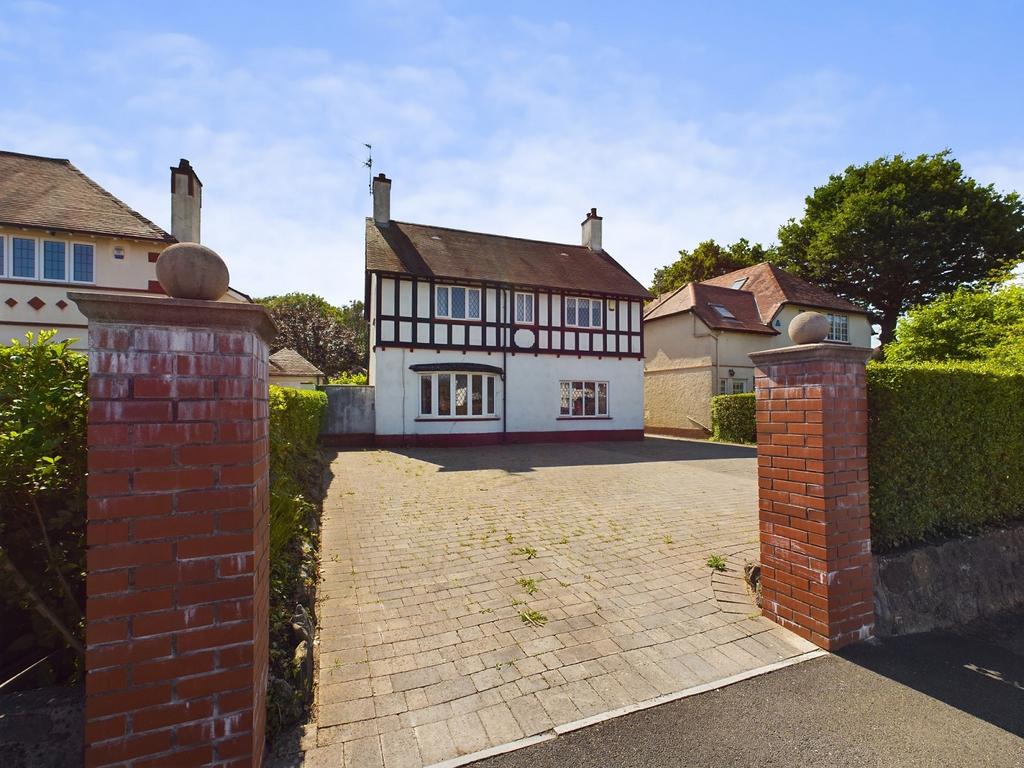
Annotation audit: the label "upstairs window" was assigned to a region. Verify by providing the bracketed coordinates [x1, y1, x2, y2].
[565, 296, 603, 328]
[515, 292, 534, 324]
[730, 277, 748, 290]
[12, 237, 35, 278]
[43, 241, 66, 280]
[435, 285, 481, 321]
[73, 243, 95, 283]
[0, 236, 5, 276]
[826, 313, 849, 343]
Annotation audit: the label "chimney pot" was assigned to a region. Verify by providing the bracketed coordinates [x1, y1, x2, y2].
[373, 173, 392, 225]
[170, 159, 202, 243]
[581, 207, 603, 251]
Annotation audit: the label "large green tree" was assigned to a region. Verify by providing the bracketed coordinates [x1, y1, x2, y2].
[257, 293, 362, 378]
[885, 283, 1024, 367]
[649, 238, 773, 296]
[776, 151, 1024, 345]
[337, 299, 369, 370]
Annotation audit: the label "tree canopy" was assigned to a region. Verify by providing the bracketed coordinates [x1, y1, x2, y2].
[649, 238, 774, 297]
[257, 293, 363, 378]
[776, 150, 1024, 345]
[885, 283, 1024, 367]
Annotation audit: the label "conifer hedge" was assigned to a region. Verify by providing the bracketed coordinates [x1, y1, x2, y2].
[867, 361, 1024, 550]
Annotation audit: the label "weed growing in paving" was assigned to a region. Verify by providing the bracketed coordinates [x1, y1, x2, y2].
[663, 535, 674, 545]
[505, 532, 515, 544]
[511, 597, 527, 607]
[517, 577, 538, 595]
[519, 609, 548, 627]
[706, 554, 727, 571]
[559, 536, 569, 545]
[512, 546, 538, 560]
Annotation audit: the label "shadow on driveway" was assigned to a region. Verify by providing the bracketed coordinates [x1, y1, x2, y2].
[389, 436, 756, 474]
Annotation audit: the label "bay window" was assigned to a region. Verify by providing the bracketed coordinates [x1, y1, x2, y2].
[419, 372, 497, 418]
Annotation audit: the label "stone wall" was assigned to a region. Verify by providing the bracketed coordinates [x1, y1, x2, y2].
[874, 524, 1024, 636]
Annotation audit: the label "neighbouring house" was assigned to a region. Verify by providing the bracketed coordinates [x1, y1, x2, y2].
[269, 348, 326, 389]
[643, 262, 873, 436]
[364, 173, 651, 446]
[0, 152, 249, 347]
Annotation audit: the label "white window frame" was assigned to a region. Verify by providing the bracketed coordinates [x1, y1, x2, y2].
[435, 285, 482, 321]
[514, 291, 535, 325]
[719, 378, 749, 395]
[826, 313, 849, 343]
[559, 380, 610, 418]
[564, 296, 604, 329]
[418, 372, 497, 419]
[0, 234, 97, 285]
[70, 242, 96, 284]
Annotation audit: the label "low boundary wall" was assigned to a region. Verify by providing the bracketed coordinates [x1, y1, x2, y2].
[320, 385, 374, 446]
[874, 524, 1024, 636]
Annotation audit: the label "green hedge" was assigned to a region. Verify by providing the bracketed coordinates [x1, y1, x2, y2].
[711, 393, 756, 444]
[0, 331, 88, 676]
[868, 361, 1024, 550]
[265, 384, 326, 739]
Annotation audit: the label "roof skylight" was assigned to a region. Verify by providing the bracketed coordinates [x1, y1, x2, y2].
[710, 303, 736, 319]
[731, 277, 748, 290]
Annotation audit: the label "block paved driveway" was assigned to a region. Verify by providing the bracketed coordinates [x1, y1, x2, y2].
[303, 437, 816, 767]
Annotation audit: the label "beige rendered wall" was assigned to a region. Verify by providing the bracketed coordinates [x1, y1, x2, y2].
[269, 375, 319, 390]
[644, 313, 717, 431]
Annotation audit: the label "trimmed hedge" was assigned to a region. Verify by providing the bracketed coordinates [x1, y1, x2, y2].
[711, 393, 756, 444]
[867, 361, 1024, 551]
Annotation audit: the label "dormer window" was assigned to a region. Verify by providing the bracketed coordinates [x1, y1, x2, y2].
[435, 285, 481, 321]
[710, 303, 736, 319]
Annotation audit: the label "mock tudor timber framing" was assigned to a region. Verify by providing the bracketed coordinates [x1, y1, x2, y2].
[369, 271, 644, 359]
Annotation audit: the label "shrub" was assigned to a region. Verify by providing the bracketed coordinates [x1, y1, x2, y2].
[867, 361, 1024, 550]
[266, 385, 326, 742]
[329, 370, 368, 385]
[0, 331, 88, 668]
[711, 393, 756, 444]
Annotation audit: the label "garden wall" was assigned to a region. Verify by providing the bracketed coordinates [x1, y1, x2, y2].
[320, 384, 374, 446]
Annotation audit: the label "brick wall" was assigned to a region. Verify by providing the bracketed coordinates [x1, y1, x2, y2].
[73, 293, 275, 767]
[749, 343, 874, 651]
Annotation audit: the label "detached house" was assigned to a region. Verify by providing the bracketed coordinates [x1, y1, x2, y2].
[364, 173, 650, 446]
[644, 262, 872, 437]
[0, 152, 247, 347]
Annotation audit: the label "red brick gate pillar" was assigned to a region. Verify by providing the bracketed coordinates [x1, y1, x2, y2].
[71, 292, 275, 768]
[749, 337, 874, 651]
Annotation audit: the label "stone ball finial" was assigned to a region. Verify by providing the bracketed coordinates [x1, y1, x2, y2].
[155, 243, 230, 301]
[789, 311, 830, 344]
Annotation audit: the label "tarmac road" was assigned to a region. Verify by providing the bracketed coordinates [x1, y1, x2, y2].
[471, 613, 1024, 768]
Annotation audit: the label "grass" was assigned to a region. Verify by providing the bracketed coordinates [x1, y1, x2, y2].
[511, 597, 526, 607]
[516, 577, 539, 595]
[706, 554, 727, 571]
[519, 609, 548, 627]
[512, 546, 538, 560]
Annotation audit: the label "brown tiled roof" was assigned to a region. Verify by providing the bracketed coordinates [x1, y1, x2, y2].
[365, 219, 652, 299]
[0, 151, 174, 242]
[702, 262, 868, 321]
[269, 348, 323, 377]
[644, 282, 777, 334]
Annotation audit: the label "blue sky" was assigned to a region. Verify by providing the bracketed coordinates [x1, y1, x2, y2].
[2, 1, 1021, 305]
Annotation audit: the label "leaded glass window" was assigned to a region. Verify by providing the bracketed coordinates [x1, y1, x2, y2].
[12, 237, 35, 278]
[72, 243, 94, 282]
[559, 380, 609, 417]
[43, 241, 66, 280]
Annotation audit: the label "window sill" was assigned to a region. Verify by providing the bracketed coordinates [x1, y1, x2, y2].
[556, 416, 612, 421]
[415, 416, 500, 422]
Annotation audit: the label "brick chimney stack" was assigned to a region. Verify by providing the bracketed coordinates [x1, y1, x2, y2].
[582, 208, 602, 252]
[170, 159, 202, 243]
[372, 173, 391, 226]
